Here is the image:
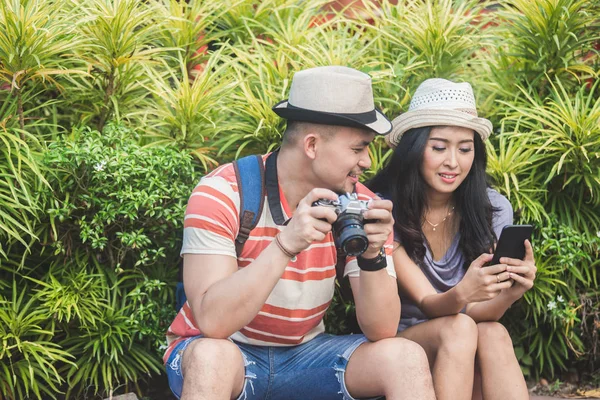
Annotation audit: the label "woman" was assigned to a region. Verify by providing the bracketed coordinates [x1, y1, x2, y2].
[368, 78, 536, 400]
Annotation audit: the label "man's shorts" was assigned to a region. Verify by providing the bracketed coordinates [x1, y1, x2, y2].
[165, 333, 376, 400]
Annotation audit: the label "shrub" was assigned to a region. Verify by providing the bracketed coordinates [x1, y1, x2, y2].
[42, 123, 196, 272]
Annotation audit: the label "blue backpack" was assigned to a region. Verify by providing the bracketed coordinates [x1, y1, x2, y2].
[175, 154, 351, 312]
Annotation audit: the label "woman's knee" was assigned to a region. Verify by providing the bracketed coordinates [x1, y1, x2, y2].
[182, 338, 242, 375]
[477, 322, 513, 351]
[438, 314, 478, 352]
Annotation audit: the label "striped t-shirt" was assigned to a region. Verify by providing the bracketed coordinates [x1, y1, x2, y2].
[164, 154, 396, 363]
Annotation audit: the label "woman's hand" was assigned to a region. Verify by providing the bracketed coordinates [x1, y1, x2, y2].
[501, 240, 536, 299]
[455, 253, 514, 304]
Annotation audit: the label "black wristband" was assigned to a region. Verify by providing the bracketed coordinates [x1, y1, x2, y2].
[357, 248, 387, 271]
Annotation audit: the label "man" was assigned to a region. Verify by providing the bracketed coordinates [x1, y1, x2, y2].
[164, 66, 435, 400]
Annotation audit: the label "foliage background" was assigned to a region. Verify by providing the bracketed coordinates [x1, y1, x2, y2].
[0, 0, 598, 398]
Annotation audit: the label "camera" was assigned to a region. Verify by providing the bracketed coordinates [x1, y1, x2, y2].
[312, 192, 371, 256]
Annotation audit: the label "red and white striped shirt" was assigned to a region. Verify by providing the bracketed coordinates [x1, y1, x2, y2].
[164, 154, 395, 362]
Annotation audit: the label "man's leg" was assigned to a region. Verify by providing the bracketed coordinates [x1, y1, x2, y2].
[396, 314, 478, 400]
[476, 322, 528, 400]
[344, 336, 436, 400]
[179, 338, 246, 400]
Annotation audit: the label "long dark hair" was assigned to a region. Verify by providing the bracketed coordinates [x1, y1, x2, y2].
[368, 126, 497, 268]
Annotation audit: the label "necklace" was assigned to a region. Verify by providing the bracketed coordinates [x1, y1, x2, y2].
[425, 206, 455, 231]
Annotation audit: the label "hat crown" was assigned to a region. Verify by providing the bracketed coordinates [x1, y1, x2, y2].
[288, 66, 375, 114]
[409, 78, 478, 117]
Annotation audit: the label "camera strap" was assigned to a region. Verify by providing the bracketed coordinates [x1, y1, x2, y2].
[265, 150, 287, 226]
[265, 150, 353, 302]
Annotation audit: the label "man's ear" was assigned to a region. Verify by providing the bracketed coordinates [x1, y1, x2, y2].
[303, 133, 318, 160]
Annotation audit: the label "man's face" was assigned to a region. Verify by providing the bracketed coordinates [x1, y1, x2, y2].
[312, 126, 375, 194]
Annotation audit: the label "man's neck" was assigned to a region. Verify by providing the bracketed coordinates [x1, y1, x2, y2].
[276, 148, 315, 212]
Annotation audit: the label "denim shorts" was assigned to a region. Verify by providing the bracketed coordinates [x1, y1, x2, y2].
[165, 333, 376, 400]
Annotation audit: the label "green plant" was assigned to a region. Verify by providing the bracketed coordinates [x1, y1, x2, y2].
[61, 272, 163, 398]
[0, 280, 74, 400]
[505, 220, 599, 377]
[142, 53, 233, 171]
[66, 0, 165, 131]
[365, 0, 487, 83]
[0, 0, 84, 131]
[486, 0, 599, 100]
[0, 126, 47, 259]
[486, 125, 547, 224]
[42, 123, 196, 272]
[502, 78, 600, 233]
[127, 278, 177, 355]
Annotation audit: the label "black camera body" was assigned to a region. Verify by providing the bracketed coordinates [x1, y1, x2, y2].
[312, 192, 371, 256]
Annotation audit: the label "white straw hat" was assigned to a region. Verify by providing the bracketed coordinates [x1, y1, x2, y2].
[273, 66, 392, 135]
[386, 78, 493, 147]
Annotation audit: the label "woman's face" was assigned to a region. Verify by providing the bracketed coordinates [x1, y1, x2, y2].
[420, 126, 476, 196]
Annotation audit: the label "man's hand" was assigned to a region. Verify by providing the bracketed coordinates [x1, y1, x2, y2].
[278, 188, 339, 254]
[361, 196, 394, 259]
[502, 240, 537, 299]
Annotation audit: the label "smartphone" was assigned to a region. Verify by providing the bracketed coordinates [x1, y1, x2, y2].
[490, 225, 534, 265]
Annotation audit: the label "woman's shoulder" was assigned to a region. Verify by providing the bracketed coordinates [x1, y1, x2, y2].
[486, 187, 512, 211]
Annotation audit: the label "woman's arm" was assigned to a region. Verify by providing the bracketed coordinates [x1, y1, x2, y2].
[394, 244, 514, 319]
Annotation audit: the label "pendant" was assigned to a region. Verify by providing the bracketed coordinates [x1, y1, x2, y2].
[433, 227, 436, 231]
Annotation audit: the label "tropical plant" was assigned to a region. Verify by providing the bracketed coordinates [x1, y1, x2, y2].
[502, 78, 600, 233]
[61, 270, 163, 398]
[365, 0, 488, 85]
[505, 221, 599, 377]
[484, 0, 599, 103]
[154, 0, 225, 75]
[65, 0, 165, 131]
[485, 126, 547, 224]
[0, 126, 47, 259]
[0, 280, 74, 400]
[0, 0, 83, 131]
[142, 53, 234, 170]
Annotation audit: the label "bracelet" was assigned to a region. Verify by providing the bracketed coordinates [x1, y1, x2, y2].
[357, 248, 387, 271]
[274, 233, 298, 259]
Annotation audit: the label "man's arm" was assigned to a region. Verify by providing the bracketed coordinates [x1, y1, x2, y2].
[184, 246, 292, 339]
[185, 188, 340, 339]
[350, 268, 400, 341]
[350, 198, 400, 341]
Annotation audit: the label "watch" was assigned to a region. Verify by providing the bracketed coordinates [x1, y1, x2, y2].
[357, 248, 387, 271]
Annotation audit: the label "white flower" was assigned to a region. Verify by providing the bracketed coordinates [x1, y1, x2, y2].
[597, 231, 600, 238]
[94, 161, 107, 172]
[557, 295, 564, 303]
[547, 301, 557, 311]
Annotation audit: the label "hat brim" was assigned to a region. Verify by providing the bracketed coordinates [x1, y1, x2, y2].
[273, 100, 392, 135]
[385, 109, 493, 148]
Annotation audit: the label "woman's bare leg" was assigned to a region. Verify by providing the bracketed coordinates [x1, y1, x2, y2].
[472, 358, 483, 400]
[476, 322, 528, 400]
[398, 314, 478, 400]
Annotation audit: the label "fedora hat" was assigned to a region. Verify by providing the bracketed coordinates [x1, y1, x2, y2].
[386, 78, 493, 148]
[272, 66, 392, 135]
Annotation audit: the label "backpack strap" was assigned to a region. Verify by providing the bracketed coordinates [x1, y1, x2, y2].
[175, 155, 265, 312]
[233, 155, 266, 257]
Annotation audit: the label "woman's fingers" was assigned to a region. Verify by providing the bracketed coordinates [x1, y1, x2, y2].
[505, 266, 531, 275]
[483, 263, 507, 275]
[509, 272, 534, 288]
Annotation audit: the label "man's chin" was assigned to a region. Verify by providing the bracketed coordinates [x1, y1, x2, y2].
[342, 183, 356, 194]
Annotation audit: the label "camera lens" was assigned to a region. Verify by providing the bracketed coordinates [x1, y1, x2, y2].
[334, 213, 368, 256]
